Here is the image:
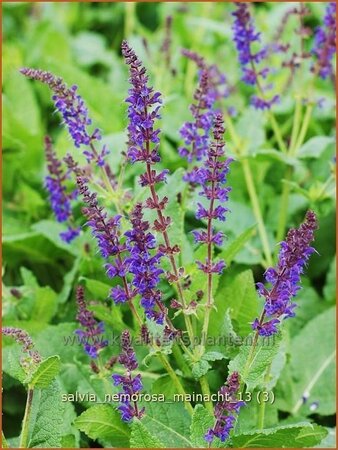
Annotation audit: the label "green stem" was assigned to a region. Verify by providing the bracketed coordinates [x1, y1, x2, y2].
[267, 111, 288, 153]
[242, 159, 273, 267]
[276, 167, 292, 245]
[224, 112, 272, 267]
[289, 97, 303, 154]
[294, 104, 313, 153]
[257, 364, 271, 430]
[200, 375, 213, 414]
[257, 399, 266, 430]
[275, 103, 313, 246]
[184, 2, 212, 96]
[172, 343, 191, 377]
[19, 388, 34, 448]
[124, 2, 136, 37]
[157, 353, 193, 415]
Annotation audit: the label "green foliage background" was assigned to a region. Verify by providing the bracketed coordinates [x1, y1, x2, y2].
[2, 2, 336, 448]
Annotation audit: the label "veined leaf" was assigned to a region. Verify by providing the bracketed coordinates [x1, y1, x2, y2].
[190, 405, 214, 448]
[232, 423, 327, 448]
[142, 402, 192, 448]
[276, 307, 336, 416]
[28, 381, 64, 448]
[74, 404, 130, 447]
[27, 356, 60, 389]
[130, 419, 165, 448]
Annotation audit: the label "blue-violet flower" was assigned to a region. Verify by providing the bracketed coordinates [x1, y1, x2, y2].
[112, 330, 145, 422]
[75, 286, 108, 358]
[193, 113, 232, 275]
[311, 2, 336, 79]
[205, 372, 245, 444]
[252, 210, 318, 337]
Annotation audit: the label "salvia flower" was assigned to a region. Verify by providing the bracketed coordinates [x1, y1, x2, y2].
[44, 136, 80, 243]
[125, 203, 165, 324]
[179, 70, 215, 183]
[121, 41, 163, 168]
[252, 211, 318, 337]
[205, 372, 245, 444]
[20, 67, 108, 165]
[2, 327, 42, 372]
[122, 41, 181, 283]
[76, 176, 135, 305]
[193, 113, 232, 275]
[231, 3, 279, 110]
[75, 286, 108, 358]
[112, 330, 145, 422]
[311, 2, 336, 79]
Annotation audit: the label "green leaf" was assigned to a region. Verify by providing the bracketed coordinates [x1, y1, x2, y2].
[276, 307, 336, 416]
[232, 423, 328, 448]
[74, 404, 130, 447]
[142, 402, 192, 448]
[27, 356, 60, 389]
[218, 225, 256, 266]
[298, 136, 335, 159]
[212, 270, 259, 338]
[81, 277, 110, 300]
[192, 359, 211, 379]
[190, 405, 214, 448]
[229, 332, 283, 391]
[203, 351, 226, 362]
[248, 149, 298, 166]
[28, 381, 64, 448]
[2, 345, 27, 383]
[324, 257, 336, 302]
[130, 419, 165, 448]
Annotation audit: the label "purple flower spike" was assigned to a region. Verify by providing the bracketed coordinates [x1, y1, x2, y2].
[76, 177, 135, 306]
[179, 70, 215, 170]
[192, 114, 232, 275]
[311, 2, 336, 79]
[2, 327, 42, 372]
[44, 136, 80, 243]
[20, 68, 107, 166]
[75, 286, 108, 359]
[125, 203, 165, 324]
[205, 372, 245, 444]
[252, 211, 318, 336]
[112, 330, 145, 422]
[121, 41, 162, 166]
[231, 3, 277, 109]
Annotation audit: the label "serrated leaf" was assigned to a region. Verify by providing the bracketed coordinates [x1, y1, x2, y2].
[142, 402, 192, 448]
[130, 419, 165, 448]
[232, 423, 327, 448]
[74, 404, 130, 447]
[190, 405, 214, 448]
[27, 356, 60, 389]
[28, 380, 64, 448]
[229, 332, 283, 391]
[276, 307, 336, 416]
